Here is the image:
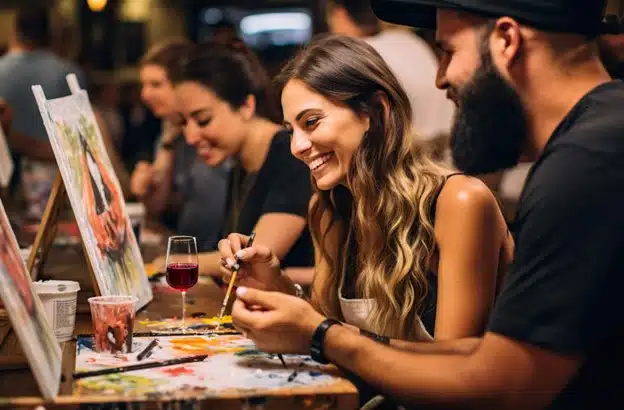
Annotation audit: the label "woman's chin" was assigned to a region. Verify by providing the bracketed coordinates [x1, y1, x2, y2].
[313, 174, 340, 191]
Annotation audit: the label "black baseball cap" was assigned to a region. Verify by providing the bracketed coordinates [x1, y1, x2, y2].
[370, 0, 612, 35]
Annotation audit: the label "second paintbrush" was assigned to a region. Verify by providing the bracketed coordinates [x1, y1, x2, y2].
[216, 232, 256, 326]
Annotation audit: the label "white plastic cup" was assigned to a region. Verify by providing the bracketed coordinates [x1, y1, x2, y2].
[126, 202, 146, 243]
[32, 280, 80, 343]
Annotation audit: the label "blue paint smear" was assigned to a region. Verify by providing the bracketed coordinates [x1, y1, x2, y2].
[309, 371, 322, 377]
[77, 336, 94, 354]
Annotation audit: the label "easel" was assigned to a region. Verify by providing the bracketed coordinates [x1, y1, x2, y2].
[0, 78, 103, 372]
[0, 75, 153, 389]
[26, 76, 101, 295]
[25, 173, 100, 296]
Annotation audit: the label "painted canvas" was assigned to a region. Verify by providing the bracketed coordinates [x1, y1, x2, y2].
[33, 87, 152, 309]
[0, 199, 62, 399]
[0, 124, 13, 188]
[74, 334, 350, 399]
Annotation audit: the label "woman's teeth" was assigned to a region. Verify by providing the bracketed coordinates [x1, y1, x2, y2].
[309, 153, 333, 171]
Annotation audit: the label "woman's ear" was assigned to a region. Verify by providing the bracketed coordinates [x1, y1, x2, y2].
[240, 94, 257, 121]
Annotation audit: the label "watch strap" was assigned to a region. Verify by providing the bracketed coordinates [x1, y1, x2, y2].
[310, 319, 342, 364]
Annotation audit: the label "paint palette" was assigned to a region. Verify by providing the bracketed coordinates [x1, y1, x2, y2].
[74, 334, 345, 398]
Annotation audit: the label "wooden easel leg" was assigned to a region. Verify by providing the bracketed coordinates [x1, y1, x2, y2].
[26, 173, 65, 281]
[25, 173, 101, 297]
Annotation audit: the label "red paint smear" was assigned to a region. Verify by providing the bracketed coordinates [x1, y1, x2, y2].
[162, 366, 195, 377]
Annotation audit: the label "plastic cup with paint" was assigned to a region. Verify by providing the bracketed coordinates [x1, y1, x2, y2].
[88, 296, 138, 354]
[32, 280, 80, 343]
[126, 202, 146, 244]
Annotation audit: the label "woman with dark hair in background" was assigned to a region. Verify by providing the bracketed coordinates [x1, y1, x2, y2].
[131, 39, 229, 253]
[170, 41, 314, 278]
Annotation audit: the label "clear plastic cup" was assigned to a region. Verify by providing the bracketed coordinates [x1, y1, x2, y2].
[88, 296, 138, 353]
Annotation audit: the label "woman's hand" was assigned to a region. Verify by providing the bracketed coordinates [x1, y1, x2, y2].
[218, 233, 288, 292]
[130, 161, 155, 197]
[232, 287, 325, 354]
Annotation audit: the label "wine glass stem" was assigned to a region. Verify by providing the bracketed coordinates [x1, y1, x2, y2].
[181, 291, 186, 331]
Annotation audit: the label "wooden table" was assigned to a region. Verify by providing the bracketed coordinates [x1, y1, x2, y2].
[0, 236, 358, 409]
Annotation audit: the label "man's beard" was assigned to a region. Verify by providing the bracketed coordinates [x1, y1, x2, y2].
[450, 47, 527, 175]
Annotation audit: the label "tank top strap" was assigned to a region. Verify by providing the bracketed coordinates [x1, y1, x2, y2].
[431, 172, 464, 220]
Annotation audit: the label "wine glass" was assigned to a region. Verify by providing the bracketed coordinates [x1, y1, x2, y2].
[165, 236, 198, 331]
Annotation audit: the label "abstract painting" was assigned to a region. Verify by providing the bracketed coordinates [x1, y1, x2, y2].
[33, 87, 152, 309]
[74, 334, 349, 399]
[0, 199, 62, 399]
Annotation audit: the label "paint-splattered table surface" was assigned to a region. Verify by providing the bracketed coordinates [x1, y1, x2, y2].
[0, 239, 358, 409]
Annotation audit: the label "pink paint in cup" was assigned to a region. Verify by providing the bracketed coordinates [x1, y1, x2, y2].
[88, 296, 138, 353]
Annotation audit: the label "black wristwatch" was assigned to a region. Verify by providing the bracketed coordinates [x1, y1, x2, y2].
[310, 319, 342, 364]
[360, 328, 390, 345]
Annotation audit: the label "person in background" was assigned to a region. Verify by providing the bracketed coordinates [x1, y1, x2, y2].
[0, 6, 86, 217]
[90, 77, 132, 199]
[131, 39, 229, 252]
[227, 0, 624, 408]
[168, 41, 314, 278]
[92, 79, 124, 152]
[326, 0, 454, 154]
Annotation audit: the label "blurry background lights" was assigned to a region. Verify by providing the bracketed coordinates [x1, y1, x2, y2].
[87, 0, 108, 12]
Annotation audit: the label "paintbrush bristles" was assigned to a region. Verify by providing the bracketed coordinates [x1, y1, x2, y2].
[216, 232, 255, 329]
[215, 268, 239, 329]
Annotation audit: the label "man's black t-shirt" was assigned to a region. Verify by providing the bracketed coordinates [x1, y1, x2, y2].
[489, 81, 624, 409]
[223, 130, 314, 268]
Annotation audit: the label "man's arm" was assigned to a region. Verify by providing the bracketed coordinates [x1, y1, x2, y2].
[388, 336, 480, 354]
[7, 130, 55, 161]
[325, 327, 581, 410]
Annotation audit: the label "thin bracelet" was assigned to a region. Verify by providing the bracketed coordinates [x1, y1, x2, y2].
[280, 270, 305, 298]
[292, 283, 305, 298]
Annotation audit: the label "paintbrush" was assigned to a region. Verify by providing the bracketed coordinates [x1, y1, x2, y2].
[72, 354, 208, 380]
[277, 354, 288, 369]
[136, 338, 159, 361]
[216, 232, 256, 327]
[287, 360, 306, 382]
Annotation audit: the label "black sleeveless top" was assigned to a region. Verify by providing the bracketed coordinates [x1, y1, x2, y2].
[340, 173, 463, 336]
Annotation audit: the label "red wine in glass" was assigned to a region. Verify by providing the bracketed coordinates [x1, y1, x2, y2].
[165, 236, 199, 332]
[166, 263, 199, 291]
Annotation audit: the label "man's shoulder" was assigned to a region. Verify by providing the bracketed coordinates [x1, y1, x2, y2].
[521, 125, 624, 220]
[0, 53, 23, 75]
[545, 82, 624, 164]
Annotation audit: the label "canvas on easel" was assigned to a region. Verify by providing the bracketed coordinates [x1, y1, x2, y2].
[31, 74, 152, 310]
[0, 198, 62, 400]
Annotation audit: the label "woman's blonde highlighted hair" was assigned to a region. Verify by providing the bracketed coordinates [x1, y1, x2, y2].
[277, 35, 447, 340]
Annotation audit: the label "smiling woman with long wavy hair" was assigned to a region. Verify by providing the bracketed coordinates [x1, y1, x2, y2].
[219, 34, 513, 342]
